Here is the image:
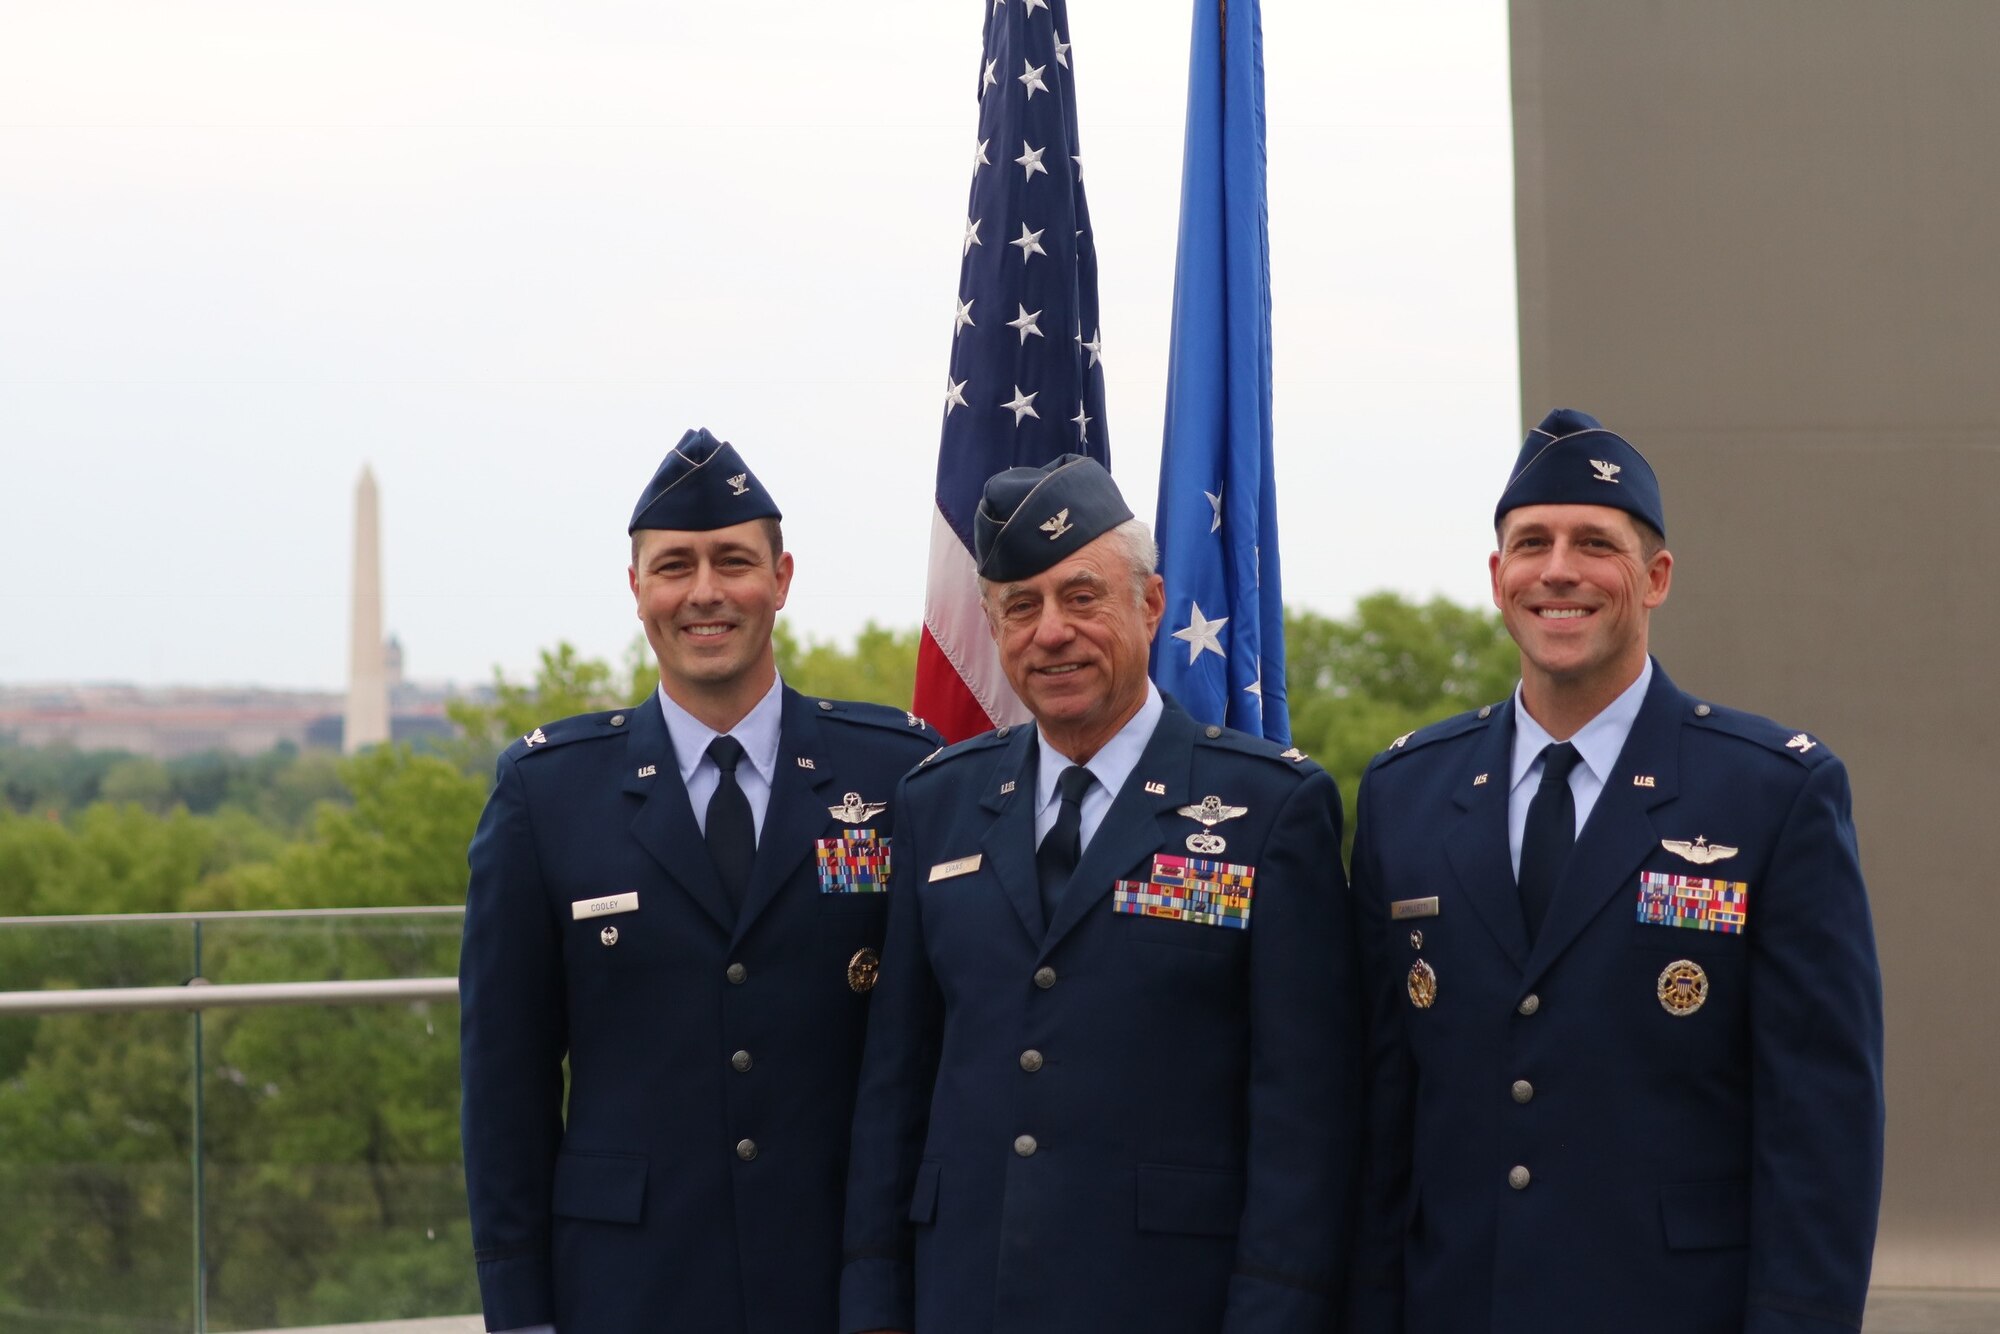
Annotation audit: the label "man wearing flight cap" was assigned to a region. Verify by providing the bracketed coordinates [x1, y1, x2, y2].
[1344, 410, 1884, 1333]
[841, 455, 1360, 1334]
[458, 428, 943, 1333]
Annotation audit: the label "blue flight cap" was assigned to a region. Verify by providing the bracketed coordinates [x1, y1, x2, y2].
[627, 428, 783, 534]
[1494, 408, 1665, 538]
[973, 454, 1134, 582]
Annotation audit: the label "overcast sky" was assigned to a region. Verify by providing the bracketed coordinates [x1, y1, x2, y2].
[0, 1, 1518, 691]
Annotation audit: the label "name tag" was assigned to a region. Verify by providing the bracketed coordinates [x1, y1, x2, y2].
[1390, 896, 1440, 920]
[572, 892, 640, 920]
[928, 854, 982, 882]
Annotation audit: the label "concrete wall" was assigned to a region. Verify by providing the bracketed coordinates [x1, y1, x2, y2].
[1511, 0, 2000, 1287]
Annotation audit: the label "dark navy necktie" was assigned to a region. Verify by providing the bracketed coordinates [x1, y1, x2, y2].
[1035, 765, 1095, 923]
[1518, 741, 1582, 943]
[705, 735, 756, 907]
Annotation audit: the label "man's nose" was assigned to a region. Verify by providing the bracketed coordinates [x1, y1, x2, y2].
[1031, 603, 1074, 647]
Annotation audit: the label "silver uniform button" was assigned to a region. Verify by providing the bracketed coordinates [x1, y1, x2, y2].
[731, 1050, 752, 1073]
[1033, 966, 1057, 990]
[1014, 1134, 1038, 1158]
[1019, 1049, 1044, 1073]
[1512, 1079, 1534, 1104]
[818, 700, 834, 711]
[1509, 1165, 1531, 1190]
[726, 963, 748, 985]
[610, 714, 626, 726]
[1694, 703, 1712, 717]
[1517, 993, 1540, 1016]
[736, 1138, 759, 1162]
[1204, 724, 1222, 738]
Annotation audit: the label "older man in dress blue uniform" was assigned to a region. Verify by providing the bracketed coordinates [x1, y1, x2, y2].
[841, 456, 1360, 1334]
[1345, 410, 1884, 1334]
[458, 429, 942, 1334]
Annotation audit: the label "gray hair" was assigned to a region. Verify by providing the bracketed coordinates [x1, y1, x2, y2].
[978, 517, 1158, 609]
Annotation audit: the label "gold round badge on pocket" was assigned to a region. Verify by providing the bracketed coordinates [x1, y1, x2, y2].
[847, 947, 881, 994]
[1407, 959, 1437, 1009]
[1657, 959, 1709, 1016]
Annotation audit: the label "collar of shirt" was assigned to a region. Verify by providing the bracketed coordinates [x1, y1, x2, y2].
[1034, 682, 1165, 853]
[657, 674, 785, 840]
[1506, 657, 1653, 875]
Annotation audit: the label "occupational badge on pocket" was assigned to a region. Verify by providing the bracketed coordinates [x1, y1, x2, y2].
[1657, 959, 1709, 1016]
[1112, 853, 1255, 929]
[1407, 959, 1437, 1009]
[1636, 871, 1747, 934]
[816, 829, 890, 893]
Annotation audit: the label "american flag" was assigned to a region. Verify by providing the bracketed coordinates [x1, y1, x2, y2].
[912, 0, 1110, 743]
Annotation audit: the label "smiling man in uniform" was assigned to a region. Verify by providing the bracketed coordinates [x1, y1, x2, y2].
[458, 428, 941, 1333]
[1345, 409, 1884, 1334]
[841, 454, 1359, 1334]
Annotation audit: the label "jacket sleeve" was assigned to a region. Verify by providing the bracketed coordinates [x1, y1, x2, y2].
[1744, 755, 1884, 1334]
[459, 754, 570, 1330]
[1341, 766, 1414, 1334]
[1221, 767, 1363, 1333]
[839, 770, 943, 1334]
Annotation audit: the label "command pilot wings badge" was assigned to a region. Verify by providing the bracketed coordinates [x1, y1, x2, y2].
[1661, 835, 1739, 866]
[1040, 508, 1073, 540]
[1589, 458, 1622, 483]
[828, 792, 889, 823]
[1178, 794, 1248, 856]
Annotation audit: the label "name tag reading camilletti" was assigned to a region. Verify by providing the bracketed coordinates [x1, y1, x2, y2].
[572, 892, 640, 920]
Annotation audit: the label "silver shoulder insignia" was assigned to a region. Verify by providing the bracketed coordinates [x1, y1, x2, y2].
[1661, 835, 1739, 866]
[523, 727, 547, 746]
[906, 712, 927, 729]
[919, 746, 943, 766]
[1390, 732, 1413, 749]
[1786, 733, 1817, 753]
[1280, 746, 1307, 762]
[828, 791, 889, 823]
[1177, 794, 1249, 828]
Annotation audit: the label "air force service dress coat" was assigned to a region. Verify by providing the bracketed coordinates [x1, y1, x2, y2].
[1345, 663, 1884, 1334]
[841, 700, 1361, 1334]
[459, 687, 942, 1332]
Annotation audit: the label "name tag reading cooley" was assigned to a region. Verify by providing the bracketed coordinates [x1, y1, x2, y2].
[572, 892, 640, 921]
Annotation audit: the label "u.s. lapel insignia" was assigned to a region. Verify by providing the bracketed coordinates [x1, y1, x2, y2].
[727, 473, 750, 496]
[1633, 774, 1657, 788]
[999, 780, 1016, 795]
[523, 727, 547, 746]
[1407, 959, 1438, 1009]
[1178, 794, 1248, 855]
[847, 947, 881, 993]
[827, 791, 889, 823]
[1661, 835, 1738, 866]
[636, 764, 657, 778]
[1472, 773, 1489, 786]
[1040, 507, 1073, 539]
[1787, 733, 1817, 753]
[796, 757, 816, 769]
[1590, 458, 1622, 483]
[1144, 781, 1166, 796]
[1657, 959, 1709, 1016]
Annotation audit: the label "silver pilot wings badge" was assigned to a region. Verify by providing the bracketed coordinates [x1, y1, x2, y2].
[1661, 835, 1739, 866]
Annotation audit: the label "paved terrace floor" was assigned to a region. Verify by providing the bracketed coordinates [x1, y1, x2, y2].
[263, 1289, 2000, 1333]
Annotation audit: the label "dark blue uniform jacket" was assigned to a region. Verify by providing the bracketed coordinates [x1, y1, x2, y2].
[841, 699, 1361, 1334]
[459, 687, 941, 1332]
[1346, 663, 1884, 1334]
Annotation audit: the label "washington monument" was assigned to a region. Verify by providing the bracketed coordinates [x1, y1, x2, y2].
[344, 466, 389, 752]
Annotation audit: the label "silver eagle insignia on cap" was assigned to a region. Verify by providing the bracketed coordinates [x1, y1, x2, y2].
[1589, 459, 1621, 483]
[1040, 507, 1073, 540]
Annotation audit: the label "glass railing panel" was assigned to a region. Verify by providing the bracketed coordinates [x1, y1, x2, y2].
[0, 1005, 200, 1332]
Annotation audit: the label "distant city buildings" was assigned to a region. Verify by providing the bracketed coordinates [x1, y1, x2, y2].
[0, 467, 481, 759]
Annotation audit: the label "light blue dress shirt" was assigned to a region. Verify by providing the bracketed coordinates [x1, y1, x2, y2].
[658, 674, 784, 842]
[1034, 682, 1165, 854]
[1507, 658, 1653, 879]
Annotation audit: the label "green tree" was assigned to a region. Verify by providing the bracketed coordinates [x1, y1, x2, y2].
[774, 619, 919, 709]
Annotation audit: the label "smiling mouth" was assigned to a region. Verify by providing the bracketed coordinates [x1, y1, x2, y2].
[1536, 608, 1591, 620]
[1035, 663, 1085, 677]
[683, 623, 736, 638]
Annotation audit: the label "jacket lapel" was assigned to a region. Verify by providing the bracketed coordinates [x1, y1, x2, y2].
[977, 728, 1045, 944]
[623, 699, 735, 935]
[733, 688, 840, 945]
[1522, 665, 1685, 985]
[1443, 703, 1532, 971]
[1040, 703, 1197, 960]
